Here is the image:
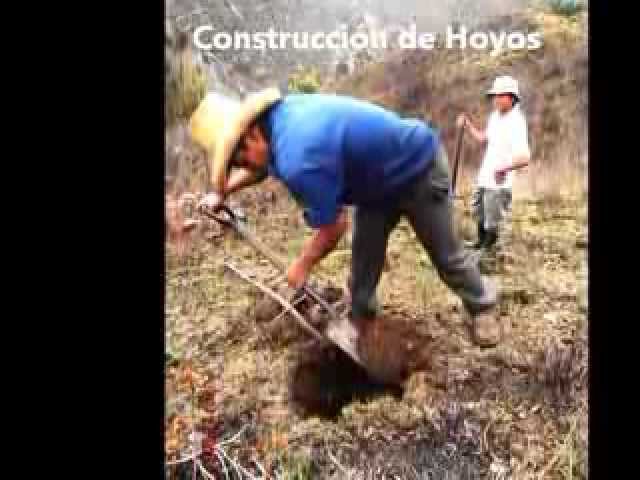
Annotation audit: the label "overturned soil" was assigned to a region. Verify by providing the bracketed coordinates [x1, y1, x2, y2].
[289, 310, 450, 417]
[291, 343, 404, 418]
[258, 287, 451, 387]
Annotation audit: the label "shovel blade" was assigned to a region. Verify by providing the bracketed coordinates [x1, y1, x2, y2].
[325, 317, 366, 368]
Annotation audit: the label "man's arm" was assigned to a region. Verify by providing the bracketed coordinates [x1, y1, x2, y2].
[495, 153, 530, 185]
[464, 118, 488, 144]
[495, 153, 530, 183]
[223, 167, 268, 196]
[286, 209, 348, 288]
[457, 113, 487, 144]
[199, 167, 268, 212]
[499, 153, 530, 173]
[495, 118, 531, 181]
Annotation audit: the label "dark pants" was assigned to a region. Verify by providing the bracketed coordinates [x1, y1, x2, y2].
[350, 145, 497, 318]
[471, 187, 512, 234]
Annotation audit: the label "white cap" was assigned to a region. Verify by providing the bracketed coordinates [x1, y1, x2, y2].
[487, 75, 520, 99]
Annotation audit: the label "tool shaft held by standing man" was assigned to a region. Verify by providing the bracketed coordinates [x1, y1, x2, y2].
[451, 125, 465, 195]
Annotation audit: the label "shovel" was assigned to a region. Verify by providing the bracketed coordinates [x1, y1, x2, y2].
[200, 205, 367, 369]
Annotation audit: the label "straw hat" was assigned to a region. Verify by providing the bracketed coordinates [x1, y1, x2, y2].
[188, 87, 282, 193]
[486, 75, 520, 99]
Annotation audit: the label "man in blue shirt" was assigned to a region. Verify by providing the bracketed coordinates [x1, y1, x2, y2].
[190, 88, 501, 347]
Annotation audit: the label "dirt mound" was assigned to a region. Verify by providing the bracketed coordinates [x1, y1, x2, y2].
[290, 343, 402, 418]
[288, 310, 454, 420]
[252, 285, 447, 387]
[354, 314, 442, 385]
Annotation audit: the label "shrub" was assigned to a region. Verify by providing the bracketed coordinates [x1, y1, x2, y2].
[165, 22, 208, 125]
[546, 0, 585, 16]
[288, 67, 321, 93]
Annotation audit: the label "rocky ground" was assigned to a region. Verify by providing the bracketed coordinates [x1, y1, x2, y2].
[165, 176, 587, 479]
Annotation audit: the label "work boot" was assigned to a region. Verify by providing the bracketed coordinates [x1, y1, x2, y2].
[465, 222, 486, 249]
[469, 308, 501, 347]
[480, 229, 498, 250]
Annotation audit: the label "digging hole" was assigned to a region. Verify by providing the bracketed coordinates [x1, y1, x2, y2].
[290, 344, 403, 418]
[290, 314, 441, 417]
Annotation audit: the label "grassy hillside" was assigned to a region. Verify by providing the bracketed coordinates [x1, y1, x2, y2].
[328, 7, 587, 199]
[165, 4, 588, 479]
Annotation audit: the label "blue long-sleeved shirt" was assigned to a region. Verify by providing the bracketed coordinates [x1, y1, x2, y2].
[265, 94, 439, 227]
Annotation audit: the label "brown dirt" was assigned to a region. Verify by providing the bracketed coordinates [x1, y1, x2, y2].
[290, 343, 403, 418]
[288, 309, 453, 417]
[255, 284, 449, 388]
[166, 184, 587, 478]
[355, 314, 440, 385]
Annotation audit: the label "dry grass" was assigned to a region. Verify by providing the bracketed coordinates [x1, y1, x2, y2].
[453, 152, 587, 208]
[164, 168, 587, 478]
[165, 20, 207, 127]
[516, 155, 587, 203]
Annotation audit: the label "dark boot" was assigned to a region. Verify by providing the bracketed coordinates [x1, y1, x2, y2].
[481, 229, 498, 250]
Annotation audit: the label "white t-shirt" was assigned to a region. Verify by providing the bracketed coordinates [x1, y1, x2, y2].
[476, 105, 531, 189]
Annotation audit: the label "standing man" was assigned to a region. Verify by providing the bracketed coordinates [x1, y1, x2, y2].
[190, 88, 503, 347]
[457, 75, 531, 250]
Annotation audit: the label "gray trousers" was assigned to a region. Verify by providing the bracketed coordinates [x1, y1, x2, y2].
[350, 145, 498, 318]
[471, 187, 512, 232]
